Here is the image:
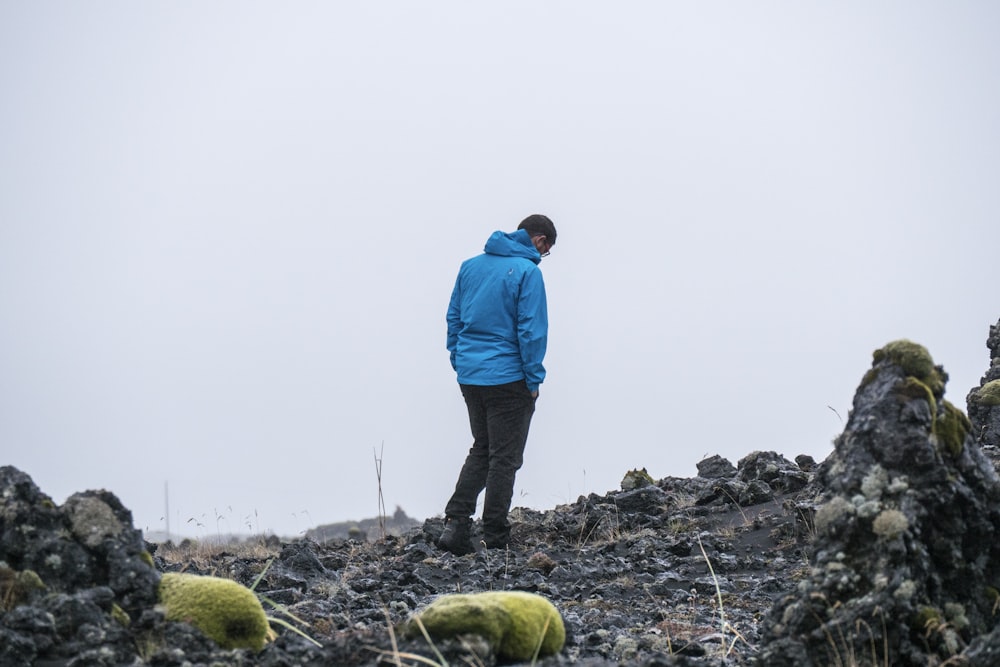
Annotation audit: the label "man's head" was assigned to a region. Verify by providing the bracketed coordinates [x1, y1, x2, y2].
[518, 214, 557, 257]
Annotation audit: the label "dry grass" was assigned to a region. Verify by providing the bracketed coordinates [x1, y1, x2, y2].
[155, 538, 281, 572]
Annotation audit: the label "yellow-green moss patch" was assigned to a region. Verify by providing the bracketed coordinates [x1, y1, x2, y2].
[159, 572, 269, 651]
[896, 376, 937, 414]
[111, 603, 131, 627]
[409, 591, 565, 661]
[975, 380, 1000, 406]
[873, 340, 945, 396]
[0, 567, 45, 611]
[934, 400, 971, 458]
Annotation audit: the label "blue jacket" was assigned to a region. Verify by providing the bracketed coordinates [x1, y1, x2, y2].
[447, 230, 548, 392]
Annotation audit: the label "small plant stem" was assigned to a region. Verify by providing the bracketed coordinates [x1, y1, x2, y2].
[697, 535, 727, 657]
[374, 442, 387, 540]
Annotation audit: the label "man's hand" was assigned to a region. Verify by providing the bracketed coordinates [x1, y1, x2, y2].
[531, 390, 539, 399]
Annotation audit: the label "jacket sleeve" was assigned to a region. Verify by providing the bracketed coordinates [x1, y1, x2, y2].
[517, 267, 548, 392]
[446, 274, 462, 372]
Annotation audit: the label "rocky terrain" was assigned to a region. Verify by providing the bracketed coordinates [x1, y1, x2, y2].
[2, 318, 1000, 666]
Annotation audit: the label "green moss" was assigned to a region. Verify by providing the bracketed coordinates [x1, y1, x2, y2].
[0, 567, 45, 611]
[987, 586, 1000, 610]
[159, 572, 269, 651]
[913, 605, 943, 631]
[139, 550, 155, 568]
[873, 340, 945, 396]
[896, 377, 937, 415]
[111, 603, 131, 627]
[893, 370, 969, 457]
[975, 380, 1000, 406]
[934, 400, 971, 457]
[409, 591, 565, 661]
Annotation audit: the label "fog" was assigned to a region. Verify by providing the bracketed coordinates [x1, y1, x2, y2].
[2, 2, 997, 538]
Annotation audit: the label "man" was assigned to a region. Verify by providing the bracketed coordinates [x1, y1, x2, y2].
[437, 214, 557, 555]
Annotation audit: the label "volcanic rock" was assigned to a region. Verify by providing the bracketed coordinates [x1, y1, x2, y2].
[756, 339, 1000, 667]
[3, 323, 1000, 666]
[0, 467, 160, 665]
[967, 316, 1000, 449]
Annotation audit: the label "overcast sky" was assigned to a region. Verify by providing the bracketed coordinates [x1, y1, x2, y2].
[2, 2, 998, 540]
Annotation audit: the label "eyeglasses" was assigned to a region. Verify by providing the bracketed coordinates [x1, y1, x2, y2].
[533, 235, 551, 258]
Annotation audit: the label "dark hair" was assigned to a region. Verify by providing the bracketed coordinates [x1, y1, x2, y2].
[517, 214, 557, 246]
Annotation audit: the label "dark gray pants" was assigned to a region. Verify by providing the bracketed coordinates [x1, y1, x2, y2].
[445, 380, 536, 541]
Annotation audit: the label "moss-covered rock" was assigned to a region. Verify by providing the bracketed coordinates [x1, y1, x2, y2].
[159, 572, 269, 651]
[934, 400, 971, 457]
[111, 602, 131, 627]
[896, 376, 937, 414]
[974, 380, 1000, 406]
[621, 468, 655, 491]
[873, 339, 946, 397]
[409, 591, 565, 661]
[0, 567, 45, 611]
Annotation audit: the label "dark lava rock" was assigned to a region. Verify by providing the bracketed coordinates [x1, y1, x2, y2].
[756, 339, 1000, 667]
[0, 466, 161, 666]
[736, 451, 809, 494]
[696, 455, 736, 479]
[967, 316, 1000, 449]
[794, 454, 816, 472]
[3, 322, 1000, 666]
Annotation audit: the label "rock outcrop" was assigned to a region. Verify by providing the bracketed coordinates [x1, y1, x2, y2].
[304, 505, 421, 543]
[756, 339, 1000, 667]
[0, 467, 161, 665]
[968, 317, 1000, 449]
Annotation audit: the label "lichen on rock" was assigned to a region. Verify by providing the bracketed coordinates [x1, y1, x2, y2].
[871, 509, 908, 540]
[620, 468, 655, 491]
[64, 495, 124, 549]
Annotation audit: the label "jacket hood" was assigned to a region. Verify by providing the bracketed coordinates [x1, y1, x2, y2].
[483, 230, 541, 264]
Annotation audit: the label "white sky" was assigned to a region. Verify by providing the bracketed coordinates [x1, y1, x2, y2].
[2, 2, 998, 539]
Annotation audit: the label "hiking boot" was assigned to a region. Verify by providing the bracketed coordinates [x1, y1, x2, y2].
[437, 517, 474, 555]
[483, 525, 510, 550]
[483, 536, 509, 550]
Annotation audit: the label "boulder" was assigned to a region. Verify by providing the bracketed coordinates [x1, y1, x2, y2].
[0, 468, 160, 614]
[696, 455, 736, 479]
[737, 450, 809, 493]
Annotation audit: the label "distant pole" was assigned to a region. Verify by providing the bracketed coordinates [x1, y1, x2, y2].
[164, 481, 171, 541]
